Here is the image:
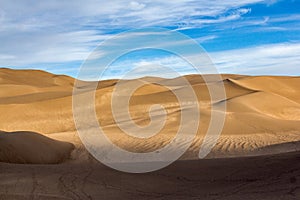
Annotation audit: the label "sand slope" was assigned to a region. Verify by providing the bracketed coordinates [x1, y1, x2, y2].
[0, 130, 74, 164]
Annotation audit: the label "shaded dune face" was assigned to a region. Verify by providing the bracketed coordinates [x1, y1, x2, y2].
[0, 130, 74, 164]
[0, 68, 299, 162]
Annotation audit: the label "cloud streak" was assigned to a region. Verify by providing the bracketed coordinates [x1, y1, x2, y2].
[211, 42, 300, 75]
[0, 0, 268, 67]
[102, 42, 300, 79]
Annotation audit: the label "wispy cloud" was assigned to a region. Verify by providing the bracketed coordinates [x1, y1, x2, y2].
[0, 30, 110, 65]
[101, 42, 300, 79]
[211, 42, 300, 75]
[0, 0, 299, 77]
[179, 8, 252, 27]
[0, 0, 268, 67]
[104, 55, 196, 79]
[0, 1, 264, 30]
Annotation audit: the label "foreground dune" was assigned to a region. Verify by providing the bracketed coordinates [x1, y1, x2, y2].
[0, 131, 74, 164]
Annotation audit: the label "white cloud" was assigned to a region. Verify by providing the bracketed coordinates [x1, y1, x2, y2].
[100, 55, 197, 79]
[189, 8, 252, 25]
[101, 42, 300, 79]
[210, 42, 300, 75]
[0, 0, 269, 67]
[0, 30, 111, 65]
[0, 0, 264, 30]
[2, 0, 297, 78]
[129, 1, 146, 11]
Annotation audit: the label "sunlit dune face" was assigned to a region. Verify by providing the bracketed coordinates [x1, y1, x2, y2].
[95, 81, 183, 153]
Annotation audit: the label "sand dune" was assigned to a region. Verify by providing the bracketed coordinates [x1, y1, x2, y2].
[0, 68, 299, 160]
[0, 68, 299, 199]
[0, 130, 74, 164]
[217, 91, 300, 120]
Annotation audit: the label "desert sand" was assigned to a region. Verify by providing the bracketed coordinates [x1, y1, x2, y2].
[0, 68, 299, 199]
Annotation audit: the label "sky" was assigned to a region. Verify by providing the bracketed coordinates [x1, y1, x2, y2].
[0, 0, 299, 79]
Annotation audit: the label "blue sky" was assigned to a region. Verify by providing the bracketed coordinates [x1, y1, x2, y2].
[0, 0, 299, 79]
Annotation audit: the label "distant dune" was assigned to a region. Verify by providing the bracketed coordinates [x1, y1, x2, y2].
[0, 68, 299, 199]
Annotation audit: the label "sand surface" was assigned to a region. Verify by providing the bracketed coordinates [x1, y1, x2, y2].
[0, 151, 300, 200]
[0, 68, 299, 199]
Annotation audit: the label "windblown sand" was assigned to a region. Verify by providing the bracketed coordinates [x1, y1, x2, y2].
[0, 68, 299, 199]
